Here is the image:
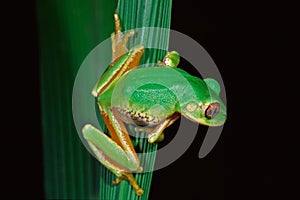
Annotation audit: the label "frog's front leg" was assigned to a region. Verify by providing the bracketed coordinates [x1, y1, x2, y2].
[135, 113, 180, 143]
[92, 13, 144, 97]
[158, 51, 180, 68]
[92, 44, 144, 97]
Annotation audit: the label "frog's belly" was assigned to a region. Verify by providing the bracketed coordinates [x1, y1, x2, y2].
[112, 107, 164, 127]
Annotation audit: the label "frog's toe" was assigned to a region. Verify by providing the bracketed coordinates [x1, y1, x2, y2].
[112, 177, 122, 185]
[136, 188, 144, 196]
[156, 133, 164, 142]
[148, 132, 165, 143]
[136, 166, 143, 172]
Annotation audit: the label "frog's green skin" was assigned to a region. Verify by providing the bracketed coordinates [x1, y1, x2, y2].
[82, 13, 226, 196]
[102, 66, 226, 128]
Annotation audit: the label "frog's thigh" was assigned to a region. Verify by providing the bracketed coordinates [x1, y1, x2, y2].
[109, 108, 142, 169]
[83, 124, 138, 173]
[83, 124, 144, 196]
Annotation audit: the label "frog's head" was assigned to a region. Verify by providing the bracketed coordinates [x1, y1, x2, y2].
[180, 78, 227, 126]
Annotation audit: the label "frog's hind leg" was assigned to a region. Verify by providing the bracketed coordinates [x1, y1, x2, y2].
[87, 107, 144, 195]
[82, 124, 144, 196]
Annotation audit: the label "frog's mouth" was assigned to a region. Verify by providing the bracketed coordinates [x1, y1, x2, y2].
[202, 113, 227, 127]
[183, 112, 226, 127]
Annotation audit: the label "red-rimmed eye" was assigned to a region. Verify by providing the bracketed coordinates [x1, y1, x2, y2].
[205, 102, 220, 119]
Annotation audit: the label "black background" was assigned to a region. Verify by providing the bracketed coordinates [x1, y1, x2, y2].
[3, 1, 298, 199]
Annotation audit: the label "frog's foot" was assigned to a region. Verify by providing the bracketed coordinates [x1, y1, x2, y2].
[111, 13, 135, 62]
[140, 113, 180, 143]
[158, 60, 166, 66]
[147, 132, 164, 142]
[113, 172, 144, 196]
[134, 126, 154, 134]
[158, 51, 180, 68]
[155, 133, 164, 142]
[137, 123, 167, 144]
[112, 177, 123, 185]
[134, 126, 165, 143]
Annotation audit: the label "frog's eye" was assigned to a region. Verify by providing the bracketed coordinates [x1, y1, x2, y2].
[205, 102, 220, 119]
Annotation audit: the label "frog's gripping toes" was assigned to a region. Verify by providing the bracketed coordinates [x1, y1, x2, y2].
[82, 13, 226, 196]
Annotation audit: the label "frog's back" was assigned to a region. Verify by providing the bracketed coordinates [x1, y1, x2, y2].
[106, 66, 214, 107]
[110, 67, 181, 117]
[115, 67, 211, 105]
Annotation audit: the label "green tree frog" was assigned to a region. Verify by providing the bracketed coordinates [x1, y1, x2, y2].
[82, 13, 226, 196]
